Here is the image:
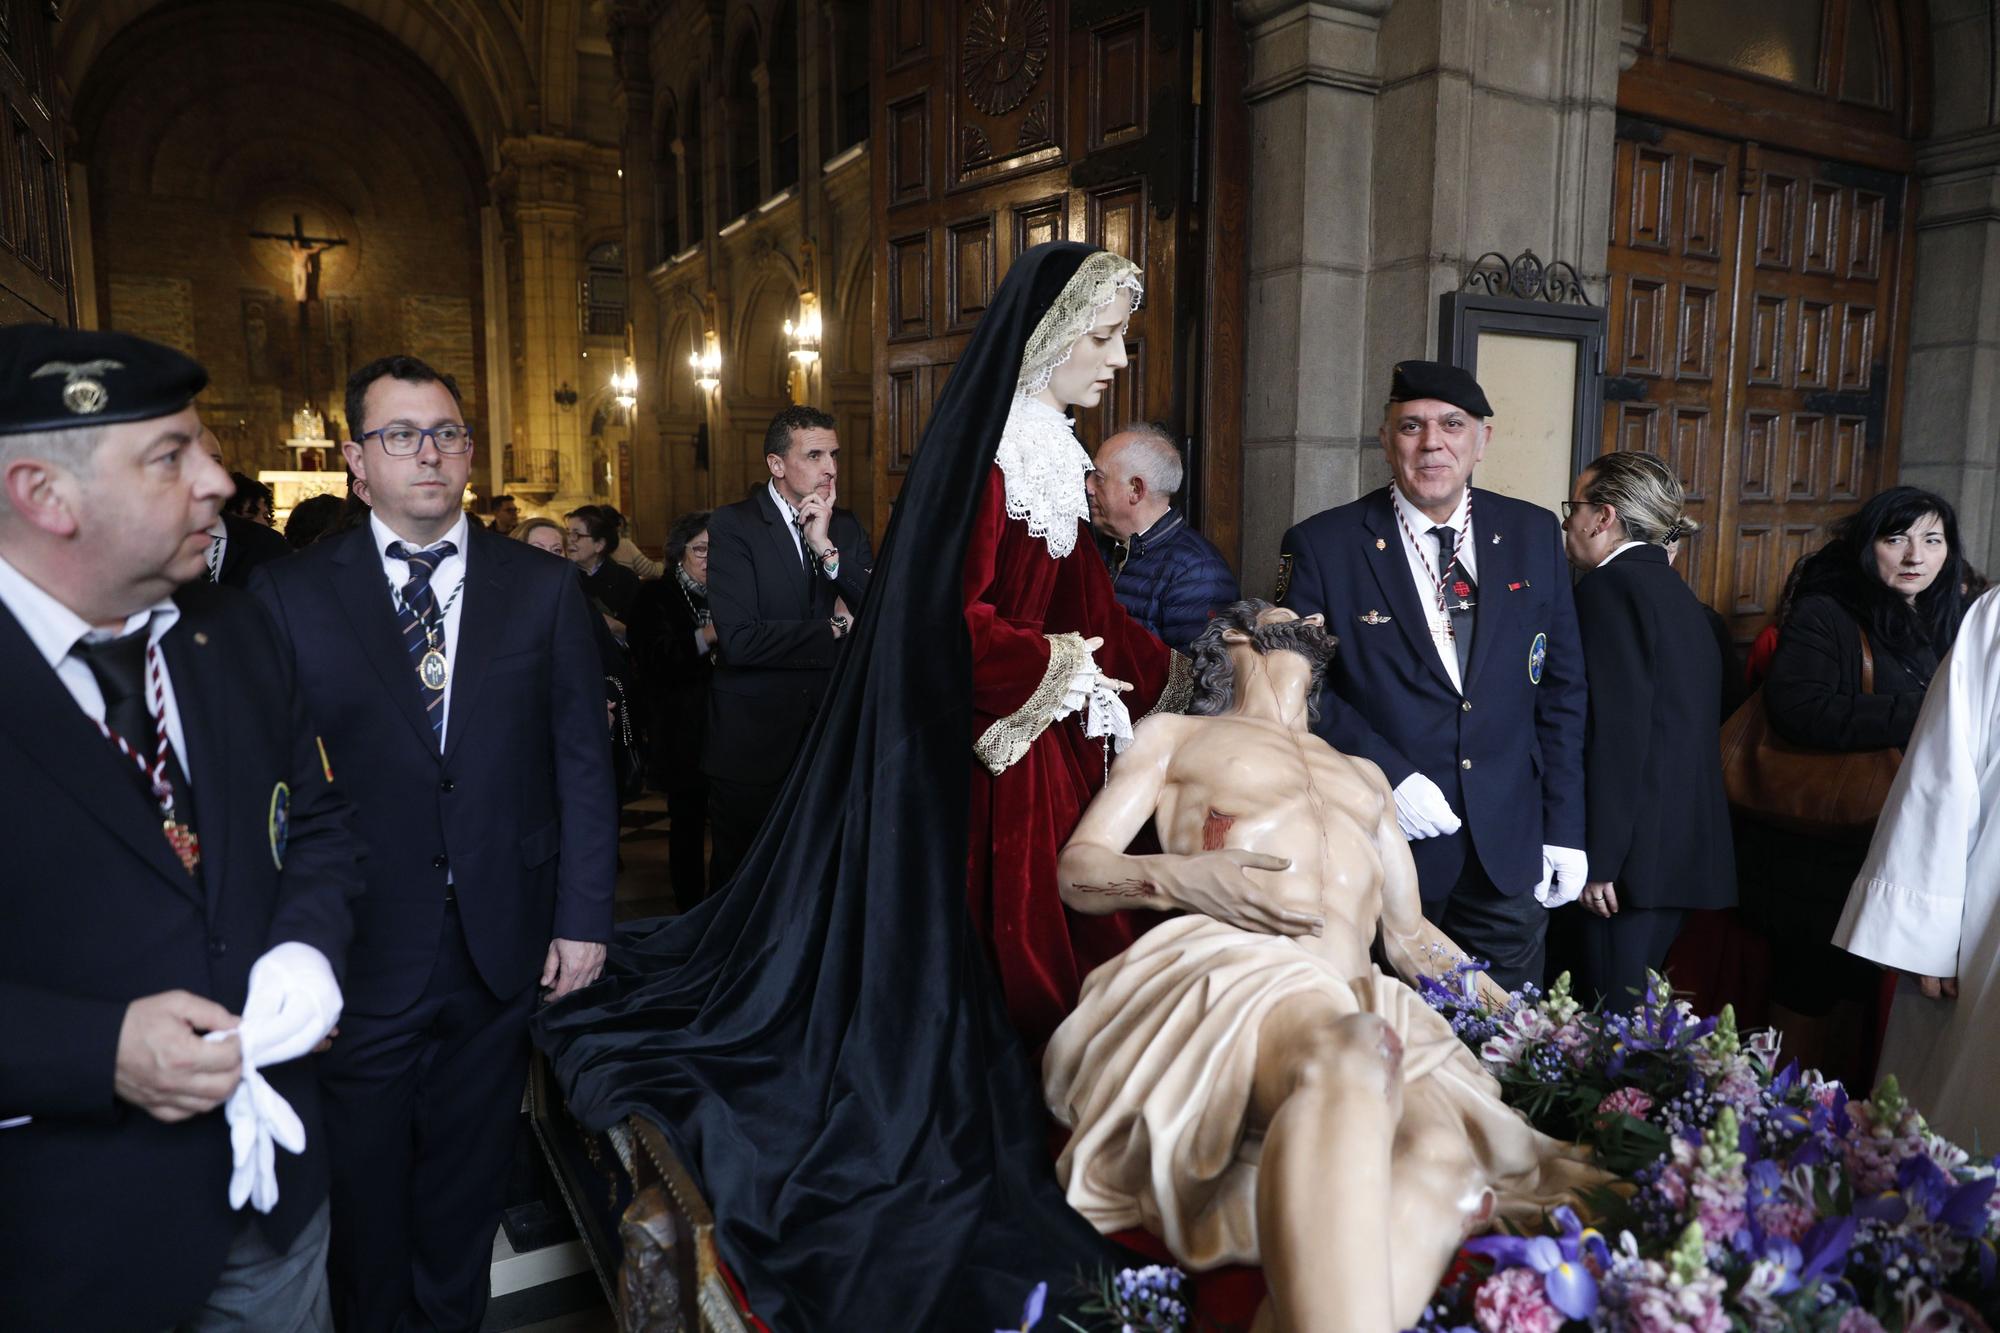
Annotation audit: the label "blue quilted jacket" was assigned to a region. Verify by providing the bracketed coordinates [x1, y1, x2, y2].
[1107, 510, 1240, 652]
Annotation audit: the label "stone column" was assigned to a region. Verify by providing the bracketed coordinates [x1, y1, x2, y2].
[499, 135, 595, 512]
[609, 10, 667, 545]
[480, 203, 514, 503]
[1231, 0, 1620, 592]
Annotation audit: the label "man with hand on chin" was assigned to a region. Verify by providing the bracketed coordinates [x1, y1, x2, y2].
[701, 403, 873, 890]
[251, 354, 616, 1331]
[1276, 360, 1587, 993]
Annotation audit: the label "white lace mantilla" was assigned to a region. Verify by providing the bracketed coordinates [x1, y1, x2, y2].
[994, 394, 1093, 559]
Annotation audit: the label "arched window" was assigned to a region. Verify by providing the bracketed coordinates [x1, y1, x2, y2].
[727, 32, 762, 217]
[656, 101, 682, 260]
[769, 0, 800, 191]
[584, 242, 626, 336]
[1647, 0, 1892, 106]
[832, 0, 869, 153]
[684, 86, 705, 244]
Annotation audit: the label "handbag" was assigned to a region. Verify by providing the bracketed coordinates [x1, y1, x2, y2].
[606, 674, 647, 805]
[1718, 624, 1902, 841]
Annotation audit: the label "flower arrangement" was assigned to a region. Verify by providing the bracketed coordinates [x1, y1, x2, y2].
[1411, 968, 2000, 1333]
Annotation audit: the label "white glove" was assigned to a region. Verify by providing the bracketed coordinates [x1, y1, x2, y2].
[1392, 773, 1463, 840]
[204, 942, 343, 1212]
[1533, 844, 1590, 908]
[1056, 653, 1136, 755]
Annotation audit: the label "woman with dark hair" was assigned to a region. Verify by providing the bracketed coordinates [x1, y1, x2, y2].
[564, 503, 642, 628]
[626, 510, 716, 906]
[1745, 484, 1966, 1084]
[224, 471, 275, 526]
[537, 243, 1180, 1329]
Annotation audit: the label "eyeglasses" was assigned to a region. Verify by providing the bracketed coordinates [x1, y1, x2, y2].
[1559, 500, 1598, 521]
[361, 424, 474, 456]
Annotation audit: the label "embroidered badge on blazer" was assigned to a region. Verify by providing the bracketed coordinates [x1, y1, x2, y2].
[1274, 552, 1295, 602]
[1528, 632, 1548, 685]
[269, 782, 291, 870]
[1360, 610, 1392, 625]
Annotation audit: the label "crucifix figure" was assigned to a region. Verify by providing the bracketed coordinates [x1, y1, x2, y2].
[249, 214, 349, 430]
[251, 213, 347, 305]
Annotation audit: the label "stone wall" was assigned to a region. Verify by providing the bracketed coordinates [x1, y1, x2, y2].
[1234, 0, 1623, 591]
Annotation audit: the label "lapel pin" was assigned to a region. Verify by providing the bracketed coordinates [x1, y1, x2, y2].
[1508, 582, 1523, 591]
[193, 631, 209, 646]
[1360, 610, 1392, 625]
[1375, 538, 1386, 551]
[1491, 532, 1502, 544]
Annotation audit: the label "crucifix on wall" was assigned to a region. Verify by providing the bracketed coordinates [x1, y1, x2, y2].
[249, 213, 349, 426]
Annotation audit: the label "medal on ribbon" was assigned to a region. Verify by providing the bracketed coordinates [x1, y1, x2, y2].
[418, 648, 450, 691]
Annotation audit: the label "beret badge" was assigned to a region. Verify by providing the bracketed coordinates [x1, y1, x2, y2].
[31, 358, 124, 416]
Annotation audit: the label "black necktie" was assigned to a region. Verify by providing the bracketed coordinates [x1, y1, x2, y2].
[1430, 525, 1477, 681]
[387, 540, 458, 749]
[72, 627, 196, 828]
[795, 516, 816, 595]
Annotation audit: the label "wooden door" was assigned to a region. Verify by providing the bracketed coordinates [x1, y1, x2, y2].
[1603, 119, 1908, 642]
[0, 0, 72, 325]
[869, 0, 1201, 540]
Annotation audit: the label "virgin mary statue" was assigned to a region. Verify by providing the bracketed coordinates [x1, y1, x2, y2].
[538, 243, 1185, 1330]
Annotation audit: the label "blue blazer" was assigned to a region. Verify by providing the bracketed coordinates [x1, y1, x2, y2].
[0, 581, 361, 1330]
[252, 524, 617, 1014]
[1278, 486, 1587, 898]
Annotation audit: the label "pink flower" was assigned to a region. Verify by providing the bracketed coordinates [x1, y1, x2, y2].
[1754, 1200, 1815, 1243]
[1836, 1309, 1888, 1333]
[1595, 1087, 1655, 1127]
[1473, 1266, 1564, 1333]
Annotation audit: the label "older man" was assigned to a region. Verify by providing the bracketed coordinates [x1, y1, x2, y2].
[1276, 361, 1587, 992]
[1087, 422, 1238, 651]
[0, 326, 359, 1329]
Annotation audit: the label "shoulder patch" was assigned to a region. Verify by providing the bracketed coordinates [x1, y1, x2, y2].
[1274, 552, 1295, 603]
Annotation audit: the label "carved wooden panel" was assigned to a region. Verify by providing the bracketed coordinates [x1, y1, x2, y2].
[1087, 13, 1146, 151]
[1740, 410, 1779, 500]
[889, 0, 929, 70]
[946, 214, 996, 331]
[1087, 182, 1145, 273]
[886, 232, 931, 340]
[1796, 300, 1831, 388]
[1630, 148, 1674, 251]
[1676, 285, 1716, 378]
[1755, 173, 1797, 270]
[888, 93, 930, 205]
[886, 367, 922, 472]
[0, 0, 72, 327]
[1803, 181, 1840, 275]
[1786, 413, 1824, 500]
[1670, 408, 1712, 500]
[1848, 191, 1883, 280]
[951, 0, 1064, 186]
[1622, 279, 1666, 375]
[1838, 304, 1875, 389]
[1732, 525, 1775, 615]
[1830, 418, 1866, 500]
[1012, 194, 1065, 253]
[1617, 403, 1661, 454]
[1683, 157, 1726, 258]
[1747, 294, 1785, 385]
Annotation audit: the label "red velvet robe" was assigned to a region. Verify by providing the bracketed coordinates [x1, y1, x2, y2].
[963, 465, 1177, 1050]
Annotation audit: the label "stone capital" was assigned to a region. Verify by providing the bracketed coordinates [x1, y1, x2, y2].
[1236, 0, 1388, 102]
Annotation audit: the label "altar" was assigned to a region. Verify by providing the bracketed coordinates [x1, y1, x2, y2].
[256, 469, 347, 530]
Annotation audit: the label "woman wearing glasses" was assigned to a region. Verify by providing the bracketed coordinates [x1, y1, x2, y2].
[1558, 452, 1735, 1007]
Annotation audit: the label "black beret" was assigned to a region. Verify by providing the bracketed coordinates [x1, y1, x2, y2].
[1388, 359, 1492, 418]
[0, 324, 207, 436]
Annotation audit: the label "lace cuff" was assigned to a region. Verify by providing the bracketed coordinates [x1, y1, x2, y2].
[974, 632, 1093, 776]
[1140, 651, 1196, 719]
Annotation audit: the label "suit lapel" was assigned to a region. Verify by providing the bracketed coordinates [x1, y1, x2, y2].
[1360, 491, 1457, 692]
[443, 528, 511, 763]
[1462, 489, 1518, 690]
[162, 602, 233, 915]
[757, 486, 810, 614]
[0, 603, 205, 901]
[328, 526, 439, 757]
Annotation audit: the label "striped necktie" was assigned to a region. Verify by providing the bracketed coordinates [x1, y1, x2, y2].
[387, 540, 458, 748]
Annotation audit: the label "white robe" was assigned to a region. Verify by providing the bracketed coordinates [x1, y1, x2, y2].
[1833, 588, 2000, 1148]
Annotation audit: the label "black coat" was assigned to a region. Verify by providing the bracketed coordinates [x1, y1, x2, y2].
[0, 581, 361, 1330]
[251, 523, 618, 1013]
[1575, 546, 1735, 910]
[628, 570, 713, 790]
[1764, 593, 1936, 753]
[216, 511, 292, 589]
[701, 486, 872, 785]
[581, 557, 643, 624]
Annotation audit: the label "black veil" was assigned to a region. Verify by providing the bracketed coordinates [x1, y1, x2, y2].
[535, 242, 1134, 1329]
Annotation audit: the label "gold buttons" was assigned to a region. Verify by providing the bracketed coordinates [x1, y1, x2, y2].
[1461, 700, 1472, 712]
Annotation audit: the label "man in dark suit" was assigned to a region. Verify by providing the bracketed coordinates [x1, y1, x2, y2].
[198, 427, 293, 588]
[252, 354, 617, 1330]
[703, 403, 873, 889]
[0, 326, 359, 1330]
[1277, 361, 1588, 992]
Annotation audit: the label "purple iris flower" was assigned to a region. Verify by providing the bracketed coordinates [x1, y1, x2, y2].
[1895, 1154, 1997, 1238]
[1001, 1281, 1046, 1333]
[1798, 1216, 1855, 1284]
[1465, 1210, 1601, 1321]
[1746, 1158, 1783, 1211]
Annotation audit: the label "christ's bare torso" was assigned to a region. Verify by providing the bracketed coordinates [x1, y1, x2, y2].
[1152, 715, 1390, 977]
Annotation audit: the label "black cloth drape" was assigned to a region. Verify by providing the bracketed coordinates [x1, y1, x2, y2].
[533, 242, 1131, 1330]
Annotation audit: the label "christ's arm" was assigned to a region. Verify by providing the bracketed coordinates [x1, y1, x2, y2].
[1371, 762, 1510, 1008]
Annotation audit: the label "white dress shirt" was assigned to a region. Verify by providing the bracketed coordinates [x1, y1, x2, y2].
[370, 511, 470, 745]
[767, 480, 805, 564]
[0, 549, 191, 768]
[1390, 485, 1479, 692]
[1595, 539, 1648, 568]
